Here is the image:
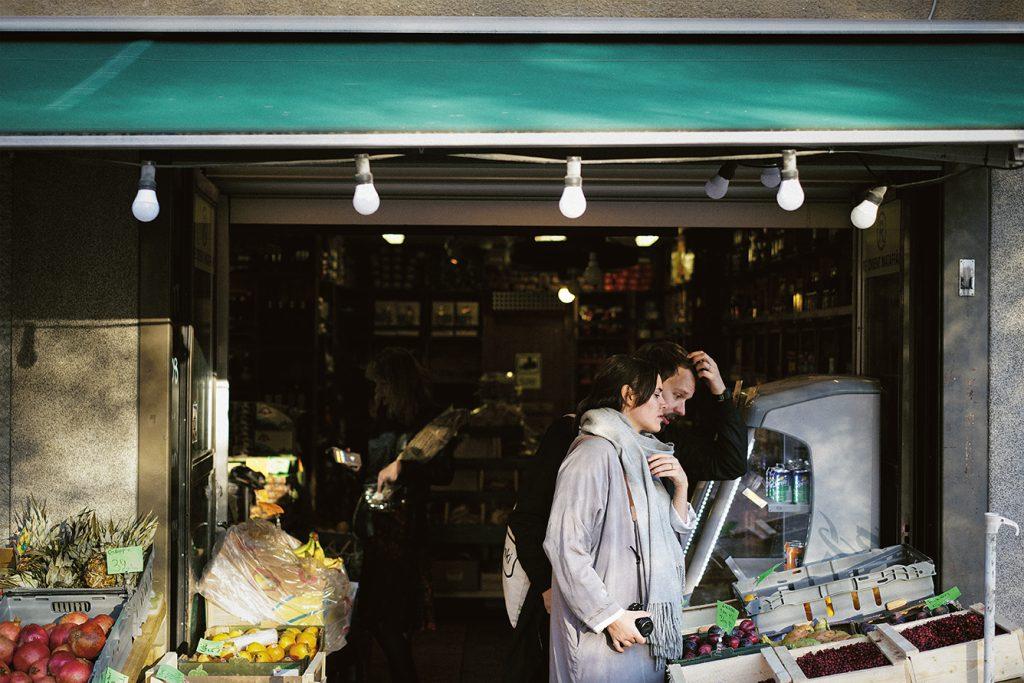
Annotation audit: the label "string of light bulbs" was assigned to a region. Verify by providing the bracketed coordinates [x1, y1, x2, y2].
[122, 148, 1015, 231]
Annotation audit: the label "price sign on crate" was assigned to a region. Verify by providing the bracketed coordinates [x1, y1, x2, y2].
[755, 562, 783, 586]
[155, 665, 185, 683]
[716, 601, 740, 631]
[195, 639, 224, 656]
[106, 546, 144, 574]
[925, 586, 961, 611]
[101, 668, 128, 683]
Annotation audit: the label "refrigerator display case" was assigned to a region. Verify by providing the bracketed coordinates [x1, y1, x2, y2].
[684, 376, 881, 606]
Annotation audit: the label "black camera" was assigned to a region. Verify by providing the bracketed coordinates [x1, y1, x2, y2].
[628, 603, 654, 638]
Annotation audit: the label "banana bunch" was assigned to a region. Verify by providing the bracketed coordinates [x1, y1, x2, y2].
[293, 532, 343, 570]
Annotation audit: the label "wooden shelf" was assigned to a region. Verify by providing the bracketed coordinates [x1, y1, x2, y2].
[724, 306, 854, 327]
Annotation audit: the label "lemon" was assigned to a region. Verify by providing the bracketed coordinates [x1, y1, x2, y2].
[227, 630, 243, 638]
[278, 635, 295, 650]
[302, 627, 318, 636]
[245, 628, 261, 635]
[211, 633, 231, 642]
[288, 643, 310, 660]
[297, 632, 317, 648]
[253, 652, 271, 663]
[266, 646, 285, 663]
[284, 627, 301, 635]
[236, 651, 254, 662]
[246, 642, 267, 654]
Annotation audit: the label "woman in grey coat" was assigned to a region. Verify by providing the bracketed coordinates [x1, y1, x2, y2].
[544, 355, 696, 683]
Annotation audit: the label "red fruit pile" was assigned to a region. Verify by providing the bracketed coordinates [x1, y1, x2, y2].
[901, 612, 984, 652]
[797, 642, 889, 678]
[0, 612, 115, 683]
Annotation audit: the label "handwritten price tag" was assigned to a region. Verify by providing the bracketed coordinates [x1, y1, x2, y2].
[101, 668, 128, 683]
[755, 562, 783, 586]
[195, 639, 224, 656]
[106, 546, 144, 574]
[155, 665, 185, 683]
[925, 586, 961, 611]
[716, 600, 740, 631]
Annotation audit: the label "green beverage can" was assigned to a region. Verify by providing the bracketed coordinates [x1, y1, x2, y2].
[792, 465, 811, 504]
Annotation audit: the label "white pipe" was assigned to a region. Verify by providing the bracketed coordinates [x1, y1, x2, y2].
[984, 512, 1020, 683]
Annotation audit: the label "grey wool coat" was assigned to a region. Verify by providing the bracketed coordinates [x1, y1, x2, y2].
[543, 434, 696, 683]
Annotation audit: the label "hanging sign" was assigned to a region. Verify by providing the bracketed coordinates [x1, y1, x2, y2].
[925, 587, 961, 611]
[715, 601, 740, 631]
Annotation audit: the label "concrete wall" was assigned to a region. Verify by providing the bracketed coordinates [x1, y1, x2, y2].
[990, 168, 1024, 626]
[2, 154, 140, 525]
[3, 0, 1024, 18]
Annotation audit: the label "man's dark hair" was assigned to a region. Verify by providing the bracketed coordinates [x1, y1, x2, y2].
[577, 354, 660, 416]
[634, 341, 694, 381]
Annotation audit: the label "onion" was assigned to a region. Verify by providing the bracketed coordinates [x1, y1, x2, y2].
[12, 645, 48, 674]
[55, 660, 90, 683]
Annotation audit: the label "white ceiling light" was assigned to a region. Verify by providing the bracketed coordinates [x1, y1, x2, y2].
[850, 186, 888, 229]
[635, 235, 660, 247]
[557, 286, 576, 304]
[382, 233, 406, 245]
[131, 162, 159, 222]
[559, 156, 587, 219]
[352, 154, 381, 216]
[534, 235, 568, 242]
[776, 150, 805, 211]
[704, 162, 737, 200]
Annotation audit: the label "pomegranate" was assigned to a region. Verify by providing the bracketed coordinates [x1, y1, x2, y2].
[37, 628, 52, 639]
[10, 672, 32, 683]
[0, 636, 15, 665]
[36, 678, 54, 683]
[66, 625, 103, 661]
[26, 658, 48, 682]
[54, 617, 84, 630]
[15, 628, 46, 650]
[45, 650, 65, 658]
[44, 628, 69, 655]
[45, 653, 73, 678]
[11, 645, 48, 674]
[0, 623, 21, 644]
[0, 662, 11, 678]
[55, 659, 90, 683]
[88, 616, 113, 637]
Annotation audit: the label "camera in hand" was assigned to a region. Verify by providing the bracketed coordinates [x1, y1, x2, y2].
[628, 603, 655, 638]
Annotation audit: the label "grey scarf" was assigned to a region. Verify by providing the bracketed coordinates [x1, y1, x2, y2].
[579, 408, 686, 668]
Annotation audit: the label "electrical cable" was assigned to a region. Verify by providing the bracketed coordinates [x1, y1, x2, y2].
[928, 0, 939, 21]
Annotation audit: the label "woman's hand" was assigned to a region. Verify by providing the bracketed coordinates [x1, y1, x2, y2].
[647, 453, 688, 492]
[376, 460, 402, 493]
[605, 610, 651, 653]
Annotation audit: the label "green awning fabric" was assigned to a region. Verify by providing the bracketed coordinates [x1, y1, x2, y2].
[2, 37, 1024, 142]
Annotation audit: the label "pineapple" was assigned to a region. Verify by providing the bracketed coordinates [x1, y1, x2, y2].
[83, 513, 158, 590]
[8, 497, 55, 585]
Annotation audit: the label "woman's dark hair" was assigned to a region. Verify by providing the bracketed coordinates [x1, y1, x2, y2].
[577, 354, 660, 416]
[634, 341, 694, 382]
[366, 347, 433, 426]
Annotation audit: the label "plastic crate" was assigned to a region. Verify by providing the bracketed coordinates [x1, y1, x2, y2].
[0, 591, 127, 682]
[733, 545, 935, 634]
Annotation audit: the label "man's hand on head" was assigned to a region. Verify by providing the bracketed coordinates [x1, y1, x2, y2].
[688, 350, 727, 396]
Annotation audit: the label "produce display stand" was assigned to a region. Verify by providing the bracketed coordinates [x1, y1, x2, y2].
[772, 633, 914, 682]
[668, 647, 792, 682]
[873, 604, 1024, 682]
[118, 592, 168, 682]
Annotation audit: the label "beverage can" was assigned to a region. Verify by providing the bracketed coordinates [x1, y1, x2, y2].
[784, 541, 806, 569]
[792, 465, 811, 504]
[770, 465, 792, 503]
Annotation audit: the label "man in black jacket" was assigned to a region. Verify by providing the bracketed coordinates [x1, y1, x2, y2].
[502, 342, 747, 682]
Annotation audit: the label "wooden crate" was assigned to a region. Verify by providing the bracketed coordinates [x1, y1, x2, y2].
[874, 604, 1024, 682]
[668, 647, 792, 682]
[774, 633, 914, 682]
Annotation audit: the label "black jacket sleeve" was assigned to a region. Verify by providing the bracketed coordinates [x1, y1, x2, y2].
[508, 415, 576, 592]
[672, 392, 748, 483]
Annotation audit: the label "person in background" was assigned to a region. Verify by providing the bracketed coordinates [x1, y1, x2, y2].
[544, 355, 695, 682]
[329, 347, 453, 683]
[502, 342, 745, 682]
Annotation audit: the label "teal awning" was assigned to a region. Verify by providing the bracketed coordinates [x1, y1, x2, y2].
[2, 37, 1024, 147]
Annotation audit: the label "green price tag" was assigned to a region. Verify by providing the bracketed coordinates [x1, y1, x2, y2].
[755, 562, 784, 586]
[106, 546, 144, 574]
[195, 639, 224, 656]
[925, 587, 961, 611]
[101, 668, 128, 683]
[716, 600, 740, 631]
[155, 665, 185, 683]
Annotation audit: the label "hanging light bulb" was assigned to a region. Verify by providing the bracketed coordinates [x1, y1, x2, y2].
[704, 162, 737, 200]
[382, 233, 405, 245]
[635, 235, 659, 247]
[557, 286, 576, 304]
[850, 186, 888, 229]
[534, 235, 567, 242]
[352, 154, 380, 216]
[760, 165, 781, 189]
[559, 156, 587, 219]
[776, 150, 805, 211]
[131, 162, 159, 222]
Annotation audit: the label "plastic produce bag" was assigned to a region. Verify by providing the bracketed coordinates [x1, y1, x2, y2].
[198, 520, 354, 653]
[396, 406, 468, 463]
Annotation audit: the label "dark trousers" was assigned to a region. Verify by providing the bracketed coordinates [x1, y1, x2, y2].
[502, 585, 549, 683]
